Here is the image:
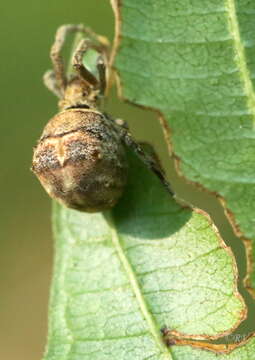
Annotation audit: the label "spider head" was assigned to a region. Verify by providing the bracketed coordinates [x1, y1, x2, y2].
[58, 77, 100, 111]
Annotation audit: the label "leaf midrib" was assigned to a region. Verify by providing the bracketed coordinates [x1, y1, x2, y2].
[107, 211, 173, 359]
[226, 0, 255, 113]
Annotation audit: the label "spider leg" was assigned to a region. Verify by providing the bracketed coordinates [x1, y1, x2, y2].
[43, 70, 62, 98]
[124, 132, 174, 196]
[50, 24, 110, 97]
[72, 39, 108, 96]
[72, 38, 99, 87]
[50, 24, 77, 96]
[77, 24, 110, 56]
[113, 118, 174, 196]
[97, 55, 107, 95]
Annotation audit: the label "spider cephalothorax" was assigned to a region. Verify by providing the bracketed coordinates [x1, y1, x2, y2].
[32, 24, 173, 212]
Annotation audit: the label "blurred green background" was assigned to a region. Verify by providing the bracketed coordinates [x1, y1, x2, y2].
[1, 1, 253, 359]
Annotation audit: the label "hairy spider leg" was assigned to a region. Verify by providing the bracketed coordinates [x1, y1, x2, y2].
[46, 24, 109, 97]
[97, 56, 107, 95]
[123, 131, 174, 196]
[72, 38, 99, 87]
[72, 38, 108, 96]
[50, 24, 79, 94]
[43, 70, 62, 98]
[111, 117, 175, 197]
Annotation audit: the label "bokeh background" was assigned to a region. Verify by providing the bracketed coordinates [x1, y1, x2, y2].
[1, 1, 253, 359]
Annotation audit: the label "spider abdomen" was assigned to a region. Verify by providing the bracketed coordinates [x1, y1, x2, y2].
[32, 108, 128, 212]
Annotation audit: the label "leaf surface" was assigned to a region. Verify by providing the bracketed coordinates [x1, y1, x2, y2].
[112, 0, 255, 294]
[44, 149, 245, 360]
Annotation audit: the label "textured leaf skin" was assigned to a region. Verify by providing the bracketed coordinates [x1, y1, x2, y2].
[113, 0, 255, 292]
[44, 149, 245, 360]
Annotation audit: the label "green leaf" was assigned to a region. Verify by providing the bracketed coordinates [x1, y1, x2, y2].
[44, 149, 245, 360]
[113, 0, 255, 294]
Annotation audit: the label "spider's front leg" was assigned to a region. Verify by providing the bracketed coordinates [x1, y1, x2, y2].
[43, 70, 62, 98]
[113, 118, 175, 197]
[50, 24, 79, 95]
[46, 24, 110, 98]
[72, 38, 108, 96]
[72, 38, 99, 87]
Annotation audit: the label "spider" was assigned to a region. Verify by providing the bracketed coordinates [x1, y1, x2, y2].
[32, 24, 173, 212]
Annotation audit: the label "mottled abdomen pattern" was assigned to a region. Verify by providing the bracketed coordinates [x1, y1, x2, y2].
[32, 108, 127, 212]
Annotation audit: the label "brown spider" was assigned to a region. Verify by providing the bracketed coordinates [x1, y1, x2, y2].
[32, 24, 173, 212]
